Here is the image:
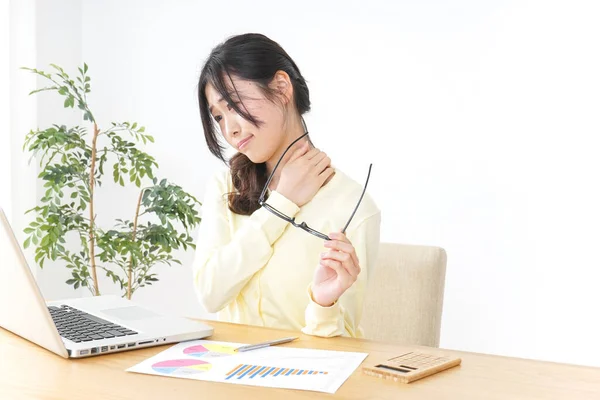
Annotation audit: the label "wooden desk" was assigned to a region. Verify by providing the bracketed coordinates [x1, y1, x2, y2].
[1, 321, 600, 399]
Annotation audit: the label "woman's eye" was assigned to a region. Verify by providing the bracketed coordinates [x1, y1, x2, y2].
[226, 100, 241, 111]
[214, 115, 222, 122]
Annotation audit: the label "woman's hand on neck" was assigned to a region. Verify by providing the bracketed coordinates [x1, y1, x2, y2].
[266, 117, 310, 190]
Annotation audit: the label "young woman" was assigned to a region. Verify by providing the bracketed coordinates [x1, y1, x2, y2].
[193, 33, 380, 337]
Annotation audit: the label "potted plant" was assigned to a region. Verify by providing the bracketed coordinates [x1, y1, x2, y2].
[22, 63, 201, 299]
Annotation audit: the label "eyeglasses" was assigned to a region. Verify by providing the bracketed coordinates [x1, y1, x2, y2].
[258, 127, 372, 241]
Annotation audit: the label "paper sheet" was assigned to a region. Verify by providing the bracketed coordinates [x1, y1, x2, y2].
[127, 340, 367, 394]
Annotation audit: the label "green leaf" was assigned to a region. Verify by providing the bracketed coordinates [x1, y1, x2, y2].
[24, 237, 31, 249]
[41, 235, 50, 247]
[29, 86, 58, 96]
[84, 63, 88, 73]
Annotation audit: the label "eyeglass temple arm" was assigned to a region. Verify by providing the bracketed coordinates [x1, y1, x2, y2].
[341, 163, 373, 234]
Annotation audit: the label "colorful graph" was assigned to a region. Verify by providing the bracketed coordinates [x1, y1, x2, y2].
[183, 343, 237, 358]
[152, 359, 212, 375]
[225, 364, 329, 380]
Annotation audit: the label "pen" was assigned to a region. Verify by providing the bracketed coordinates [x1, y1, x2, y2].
[235, 336, 298, 352]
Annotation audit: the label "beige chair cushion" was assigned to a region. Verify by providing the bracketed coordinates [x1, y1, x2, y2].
[361, 243, 447, 347]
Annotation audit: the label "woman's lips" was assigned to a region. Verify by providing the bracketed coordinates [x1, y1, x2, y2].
[237, 136, 253, 150]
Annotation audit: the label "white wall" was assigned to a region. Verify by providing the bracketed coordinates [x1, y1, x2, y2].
[8, 0, 38, 275]
[32, 0, 86, 300]
[10, 0, 600, 367]
[0, 0, 10, 215]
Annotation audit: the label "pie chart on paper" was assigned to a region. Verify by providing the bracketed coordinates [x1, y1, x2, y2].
[151, 359, 212, 375]
[183, 343, 238, 358]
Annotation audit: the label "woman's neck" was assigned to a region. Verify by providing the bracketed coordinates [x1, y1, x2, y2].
[266, 116, 310, 189]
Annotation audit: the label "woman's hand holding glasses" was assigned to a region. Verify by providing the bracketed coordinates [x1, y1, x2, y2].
[311, 232, 361, 307]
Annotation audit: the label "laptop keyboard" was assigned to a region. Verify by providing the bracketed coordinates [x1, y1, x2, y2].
[48, 305, 138, 343]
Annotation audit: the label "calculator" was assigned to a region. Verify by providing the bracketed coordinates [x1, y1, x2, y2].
[362, 351, 461, 383]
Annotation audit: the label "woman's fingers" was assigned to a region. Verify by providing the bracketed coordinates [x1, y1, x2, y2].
[288, 141, 310, 162]
[324, 237, 360, 267]
[302, 148, 321, 162]
[320, 258, 347, 276]
[313, 153, 331, 173]
[321, 251, 360, 279]
[318, 167, 335, 184]
[324, 239, 353, 253]
[329, 232, 350, 243]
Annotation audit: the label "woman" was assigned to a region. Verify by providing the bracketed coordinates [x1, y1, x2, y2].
[193, 33, 380, 337]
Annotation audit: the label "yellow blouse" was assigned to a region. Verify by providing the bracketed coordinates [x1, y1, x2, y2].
[192, 168, 380, 337]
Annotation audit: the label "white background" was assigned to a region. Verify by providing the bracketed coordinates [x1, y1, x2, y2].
[0, 0, 10, 215]
[3, 0, 600, 367]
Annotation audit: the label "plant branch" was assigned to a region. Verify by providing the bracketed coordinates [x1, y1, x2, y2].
[50, 65, 96, 123]
[23, 63, 201, 299]
[88, 123, 100, 296]
[127, 189, 145, 300]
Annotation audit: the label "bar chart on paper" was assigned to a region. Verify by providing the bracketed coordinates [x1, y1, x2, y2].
[127, 340, 368, 394]
[225, 364, 329, 380]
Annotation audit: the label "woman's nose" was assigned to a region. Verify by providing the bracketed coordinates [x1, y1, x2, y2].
[223, 117, 240, 138]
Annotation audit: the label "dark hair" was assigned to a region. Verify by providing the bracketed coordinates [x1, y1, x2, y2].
[197, 33, 311, 215]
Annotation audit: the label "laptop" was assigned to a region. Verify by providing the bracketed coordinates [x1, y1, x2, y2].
[0, 207, 214, 358]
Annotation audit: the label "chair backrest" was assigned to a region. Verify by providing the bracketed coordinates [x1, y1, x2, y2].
[361, 242, 447, 347]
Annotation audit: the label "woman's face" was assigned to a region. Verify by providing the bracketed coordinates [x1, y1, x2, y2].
[205, 75, 286, 164]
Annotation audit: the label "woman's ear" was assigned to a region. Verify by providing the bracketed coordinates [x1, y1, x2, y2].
[269, 71, 293, 105]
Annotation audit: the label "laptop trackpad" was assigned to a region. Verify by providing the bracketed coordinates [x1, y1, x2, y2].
[101, 306, 160, 321]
